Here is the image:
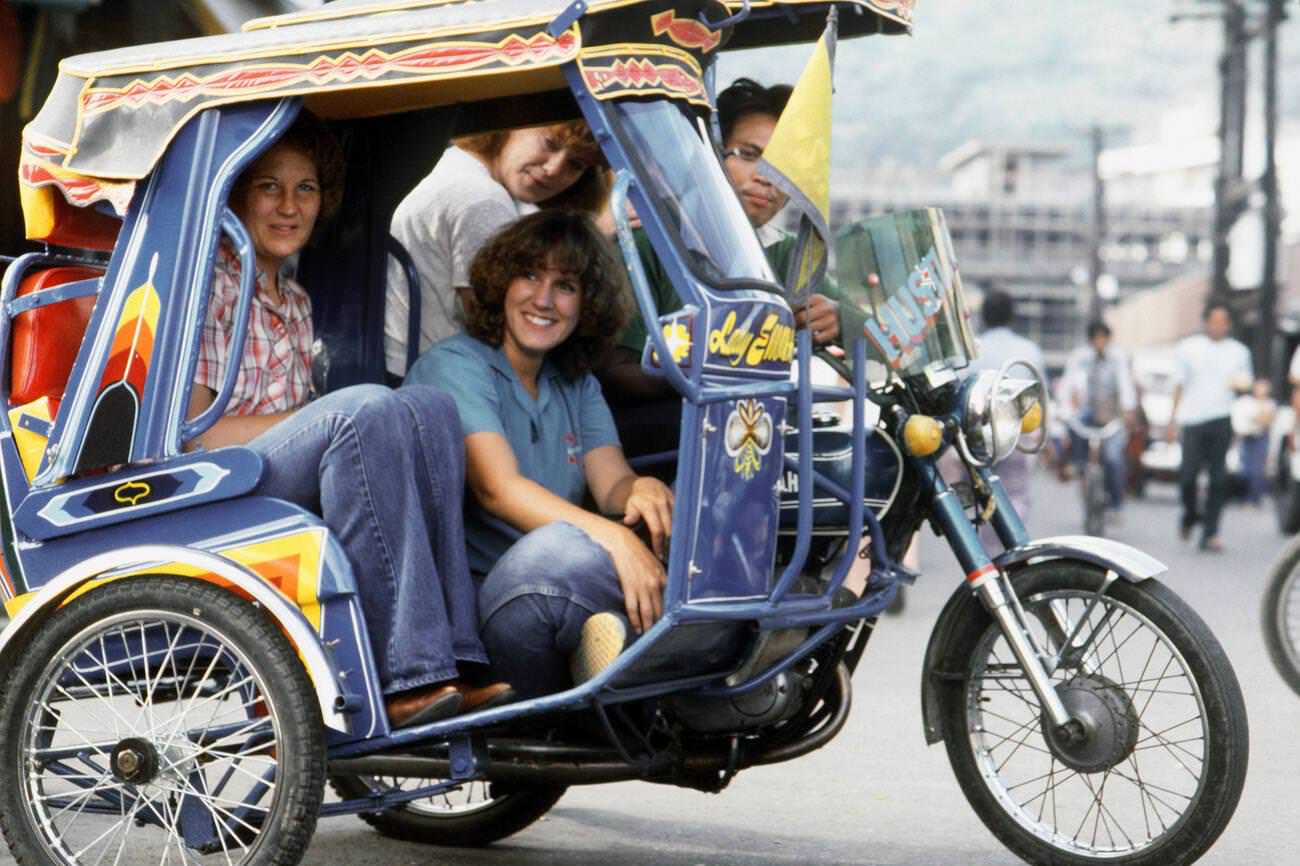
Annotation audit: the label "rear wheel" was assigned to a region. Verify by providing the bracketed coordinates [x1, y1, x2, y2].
[937, 562, 1248, 866]
[1274, 449, 1300, 533]
[1262, 536, 1300, 696]
[329, 775, 565, 846]
[0, 577, 325, 866]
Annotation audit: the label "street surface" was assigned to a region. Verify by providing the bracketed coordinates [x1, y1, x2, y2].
[1, 471, 1297, 865]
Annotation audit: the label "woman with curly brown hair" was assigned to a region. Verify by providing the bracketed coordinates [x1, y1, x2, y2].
[384, 122, 608, 378]
[404, 210, 674, 698]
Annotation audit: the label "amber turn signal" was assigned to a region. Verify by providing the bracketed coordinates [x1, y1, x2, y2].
[903, 414, 943, 457]
[1020, 400, 1043, 434]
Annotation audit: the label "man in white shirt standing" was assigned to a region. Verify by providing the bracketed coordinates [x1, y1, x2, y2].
[1167, 300, 1253, 552]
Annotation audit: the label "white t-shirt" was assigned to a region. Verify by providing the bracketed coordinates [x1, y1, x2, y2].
[384, 147, 536, 376]
[1173, 333, 1252, 425]
[1289, 345, 1300, 383]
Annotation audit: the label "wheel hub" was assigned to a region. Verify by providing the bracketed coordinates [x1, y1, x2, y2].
[1040, 673, 1139, 773]
[110, 737, 160, 785]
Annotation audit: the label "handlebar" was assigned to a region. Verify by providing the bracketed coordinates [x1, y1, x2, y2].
[1064, 415, 1127, 443]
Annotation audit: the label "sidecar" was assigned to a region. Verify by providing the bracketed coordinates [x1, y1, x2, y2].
[0, 2, 917, 864]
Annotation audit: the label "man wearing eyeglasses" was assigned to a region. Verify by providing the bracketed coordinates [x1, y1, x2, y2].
[600, 78, 854, 472]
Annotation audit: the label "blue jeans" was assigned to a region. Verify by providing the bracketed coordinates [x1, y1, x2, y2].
[1069, 425, 1127, 509]
[1240, 433, 1270, 504]
[477, 522, 624, 699]
[247, 384, 487, 695]
[1179, 416, 1234, 542]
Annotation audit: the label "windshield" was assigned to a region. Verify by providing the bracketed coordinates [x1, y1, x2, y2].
[834, 208, 977, 378]
[608, 99, 776, 285]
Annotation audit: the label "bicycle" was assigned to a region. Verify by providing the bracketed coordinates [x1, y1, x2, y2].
[1065, 416, 1127, 536]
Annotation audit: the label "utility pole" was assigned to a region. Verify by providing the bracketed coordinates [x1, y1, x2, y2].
[1088, 124, 1107, 323]
[1174, 0, 1290, 379]
[1256, 0, 1284, 379]
[1211, 0, 1250, 300]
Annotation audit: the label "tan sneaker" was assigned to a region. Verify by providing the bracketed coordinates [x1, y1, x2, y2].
[569, 612, 628, 685]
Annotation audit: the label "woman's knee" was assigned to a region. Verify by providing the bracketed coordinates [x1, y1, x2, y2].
[478, 523, 622, 622]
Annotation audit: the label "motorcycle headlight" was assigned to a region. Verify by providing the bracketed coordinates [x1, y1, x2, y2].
[960, 370, 1045, 465]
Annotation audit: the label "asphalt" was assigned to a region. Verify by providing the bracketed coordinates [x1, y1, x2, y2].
[0, 469, 1296, 865]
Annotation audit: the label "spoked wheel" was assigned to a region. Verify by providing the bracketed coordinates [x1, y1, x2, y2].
[1262, 535, 1300, 695]
[938, 562, 1248, 866]
[0, 577, 325, 866]
[329, 774, 565, 846]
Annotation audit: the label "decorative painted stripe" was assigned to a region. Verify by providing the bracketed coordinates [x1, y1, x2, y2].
[81, 32, 578, 115]
[19, 151, 136, 215]
[581, 57, 705, 101]
[966, 563, 997, 584]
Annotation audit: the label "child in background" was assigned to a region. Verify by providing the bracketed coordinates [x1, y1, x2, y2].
[1232, 378, 1277, 508]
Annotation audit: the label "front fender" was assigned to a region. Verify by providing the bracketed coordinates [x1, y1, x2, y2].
[0, 544, 350, 733]
[920, 536, 1164, 745]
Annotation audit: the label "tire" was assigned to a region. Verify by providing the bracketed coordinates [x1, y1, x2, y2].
[1083, 466, 1106, 536]
[329, 775, 565, 846]
[0, 577, 325, 866]
[1262, 536, 1300, 696]
[1274, 452, 1300, 534]
[937, 562, 1248, 866]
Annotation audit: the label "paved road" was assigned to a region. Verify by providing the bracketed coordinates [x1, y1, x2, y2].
[1, 471, 1297, 865]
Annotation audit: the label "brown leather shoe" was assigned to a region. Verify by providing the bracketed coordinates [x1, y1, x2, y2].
[385, 683, 462, 729]
[452, 680, 516, 712]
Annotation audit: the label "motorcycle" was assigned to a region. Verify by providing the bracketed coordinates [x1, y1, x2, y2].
[1262, 533, 1300, 695]
[0, 2, 1247, 865]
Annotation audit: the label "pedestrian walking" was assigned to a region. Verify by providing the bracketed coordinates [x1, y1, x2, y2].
[1167, 299, 1253, 552]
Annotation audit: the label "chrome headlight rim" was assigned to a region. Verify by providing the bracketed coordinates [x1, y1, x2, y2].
[957, 360, 1048, 467]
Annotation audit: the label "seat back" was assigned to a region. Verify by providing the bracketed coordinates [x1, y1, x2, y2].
[11, 266, 101, 406]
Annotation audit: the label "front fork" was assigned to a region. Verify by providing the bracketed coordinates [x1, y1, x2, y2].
[913, 457, 1076, 731]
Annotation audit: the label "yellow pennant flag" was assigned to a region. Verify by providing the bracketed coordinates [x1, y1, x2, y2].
[757, 7, 836, 301]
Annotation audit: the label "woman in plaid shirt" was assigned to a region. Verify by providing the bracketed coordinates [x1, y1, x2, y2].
[188, 112, 511, 729]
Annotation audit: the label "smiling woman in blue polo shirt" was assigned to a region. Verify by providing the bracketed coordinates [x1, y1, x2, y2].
[405, 209, 674, 698]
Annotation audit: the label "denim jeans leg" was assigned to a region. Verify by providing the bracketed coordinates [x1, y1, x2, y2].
[478, 522, 624, 699]
[247, 384, 486, 695]
[1179, 423, 1206, 530]
[1100, 430, 1127, 509]
[1200, 417, 1234, 540]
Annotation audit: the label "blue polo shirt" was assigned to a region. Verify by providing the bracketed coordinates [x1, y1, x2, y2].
[404, 334, 620, 574]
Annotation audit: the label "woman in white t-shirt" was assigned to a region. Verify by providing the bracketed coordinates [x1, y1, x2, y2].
[384, 123, 608, 377]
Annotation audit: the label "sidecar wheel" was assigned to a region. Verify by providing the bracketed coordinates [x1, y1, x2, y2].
[0, 577, 325, 866]
[330, 775, 565, 846]
[1262, 535, 1300, 696]
[937, 562, 1248, 866]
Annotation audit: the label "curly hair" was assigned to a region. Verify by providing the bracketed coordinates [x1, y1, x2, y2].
[465, 210, 632, 380]
[456, 121, 609, 213]
[231, 109, 346, 221]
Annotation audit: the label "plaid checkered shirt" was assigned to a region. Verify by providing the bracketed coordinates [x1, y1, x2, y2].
[195, 245, 314, 416]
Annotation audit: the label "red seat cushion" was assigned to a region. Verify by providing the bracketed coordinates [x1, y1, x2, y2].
[11, 267, 101, 406]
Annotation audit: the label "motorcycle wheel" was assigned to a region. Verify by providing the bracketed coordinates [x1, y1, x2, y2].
[1262, 535, 1300, 696]
[0, 577, 325, 866]
[937, 561, 1248, 866]
[329, 775, 565, 846]
[1273, 449, 1300, 534]
[1083, 465, 1106, 536]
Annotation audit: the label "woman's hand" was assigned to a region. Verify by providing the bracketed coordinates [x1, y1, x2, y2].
[603, 524, 667, 634]
[622, 476, 673, 559]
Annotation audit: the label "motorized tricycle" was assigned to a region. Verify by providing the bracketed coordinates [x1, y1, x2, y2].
[0, 2, 1248, 865]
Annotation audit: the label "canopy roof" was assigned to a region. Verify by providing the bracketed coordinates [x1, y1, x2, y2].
[19, 0, 911, 224]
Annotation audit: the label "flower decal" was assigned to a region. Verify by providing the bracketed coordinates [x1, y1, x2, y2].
[724, 399, 773, 480]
